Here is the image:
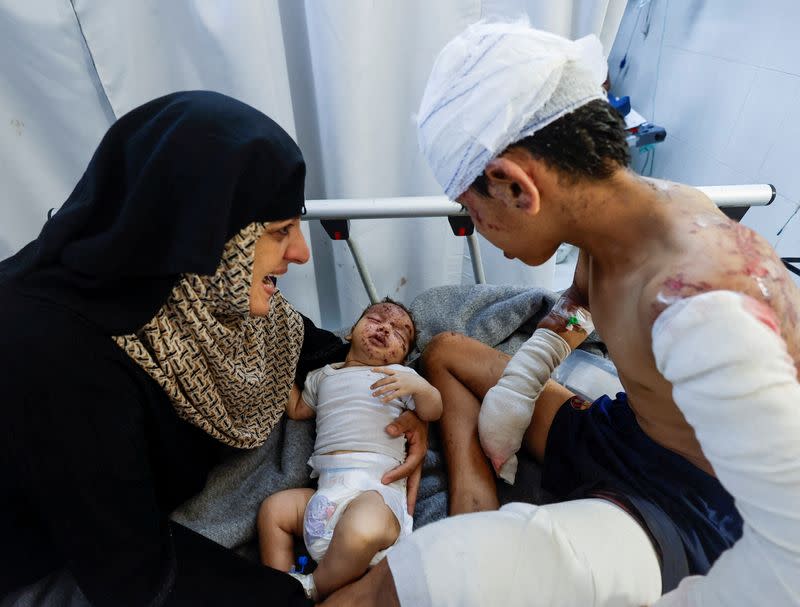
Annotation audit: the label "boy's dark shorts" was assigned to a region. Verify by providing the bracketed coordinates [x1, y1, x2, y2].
[542, 393, 743, 593]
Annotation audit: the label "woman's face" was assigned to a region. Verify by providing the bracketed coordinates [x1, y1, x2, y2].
[249, 218, 310, 316]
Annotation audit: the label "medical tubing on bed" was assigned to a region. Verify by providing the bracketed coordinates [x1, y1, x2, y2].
[478, 328, 571, 484]
[651, 291, 800, 607]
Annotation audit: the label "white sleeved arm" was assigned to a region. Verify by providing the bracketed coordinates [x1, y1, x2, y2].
[478, 328, 571, 484]
[651, 291, 800, 607]
[300, 367, 323, 410]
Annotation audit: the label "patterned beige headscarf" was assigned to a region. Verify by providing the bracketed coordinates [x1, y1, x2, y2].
[114, 222, 304, 448]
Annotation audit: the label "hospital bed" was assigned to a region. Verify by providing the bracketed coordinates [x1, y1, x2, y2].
[13, 184, 793, 602]
[295, 181, 785, 523]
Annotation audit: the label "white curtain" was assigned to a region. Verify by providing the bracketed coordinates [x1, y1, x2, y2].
[0, 0, 625, 329]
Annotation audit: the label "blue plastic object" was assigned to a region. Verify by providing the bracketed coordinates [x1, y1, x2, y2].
[607, 92, 631, 118]
[633, 123, 666, 146]
[289, 555, 309, 574]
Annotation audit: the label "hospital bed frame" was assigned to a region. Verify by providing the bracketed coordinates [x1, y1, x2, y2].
[303, 184, 777, 303]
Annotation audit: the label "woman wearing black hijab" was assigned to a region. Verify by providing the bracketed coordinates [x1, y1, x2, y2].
[0, 91, 425, 606]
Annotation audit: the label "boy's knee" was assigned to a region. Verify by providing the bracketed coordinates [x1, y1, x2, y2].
[421, 331, 468, 371]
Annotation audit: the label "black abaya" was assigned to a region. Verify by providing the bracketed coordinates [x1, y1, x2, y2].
[0, 91, 341, 606]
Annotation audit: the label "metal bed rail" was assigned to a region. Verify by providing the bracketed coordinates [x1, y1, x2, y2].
[303, 184, 776, 302]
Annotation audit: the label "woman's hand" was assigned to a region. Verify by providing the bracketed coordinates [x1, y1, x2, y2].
[381, 409, 428, 514]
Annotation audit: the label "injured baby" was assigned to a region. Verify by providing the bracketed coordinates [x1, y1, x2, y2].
[257, 299, 442, 601]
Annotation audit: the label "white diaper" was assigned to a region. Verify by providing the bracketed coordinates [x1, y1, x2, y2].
[303, 452, 414, 566]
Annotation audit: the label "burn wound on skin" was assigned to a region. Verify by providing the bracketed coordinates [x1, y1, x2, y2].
[356, 303, 413, 364]
[736, 224, 770, 279]
[727, 224, 788, 301]
[652, 273, 714, 322]
[742, 295, 781, 335]
[472, 210, 503, 233]
[356, 331, 402, 363]
[640, 178, 665, 197]
[691, 214, 727, 233]
[465, 200, 506, 233]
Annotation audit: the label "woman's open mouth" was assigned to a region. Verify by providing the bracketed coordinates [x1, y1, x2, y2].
[261, 275, 277, 296]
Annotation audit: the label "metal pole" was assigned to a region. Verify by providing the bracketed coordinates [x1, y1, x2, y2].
[346, 238, 380, 304]
[696, 184, 775, 207]
[309, 183, 777, 296]
[303, 184, 775, 220]
[466, 233, 486, 284]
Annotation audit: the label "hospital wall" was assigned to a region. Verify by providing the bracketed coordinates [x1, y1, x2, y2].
[608, 0, 800, 283]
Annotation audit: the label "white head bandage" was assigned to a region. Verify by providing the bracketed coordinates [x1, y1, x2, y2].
[417, 21, 608, 200]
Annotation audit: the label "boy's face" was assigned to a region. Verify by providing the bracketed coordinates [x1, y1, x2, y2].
[457, 157, 560, 266]
[348, 303, 415, 365]
[457, 188, 536, 262]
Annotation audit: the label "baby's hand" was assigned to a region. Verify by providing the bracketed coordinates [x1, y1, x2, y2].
[370, 367, 430, 403]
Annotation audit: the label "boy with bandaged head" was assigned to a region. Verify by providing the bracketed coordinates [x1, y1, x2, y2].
[322, 20, 800, 607]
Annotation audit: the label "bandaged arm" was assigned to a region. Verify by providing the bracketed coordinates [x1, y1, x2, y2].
[478, 328, 571, 484]
[651, 291, 800, 606]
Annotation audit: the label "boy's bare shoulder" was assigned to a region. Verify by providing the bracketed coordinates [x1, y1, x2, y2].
[639, 212, 800, 360]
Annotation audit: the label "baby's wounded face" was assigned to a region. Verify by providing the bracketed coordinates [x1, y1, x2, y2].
[351, 303, 415, 365]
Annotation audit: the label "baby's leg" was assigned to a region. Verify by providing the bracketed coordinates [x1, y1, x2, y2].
[313, 490, 400, 598]
[257, 488, 315, 570]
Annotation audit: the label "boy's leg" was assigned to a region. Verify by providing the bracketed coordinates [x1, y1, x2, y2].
[257, 488, 315, 570]
[312, 490, 400, 599]
[421, 333, 509, 513]
[321, 499, 661, 607]
[421, 332, 572, 514]
[521, 380, 575, 463]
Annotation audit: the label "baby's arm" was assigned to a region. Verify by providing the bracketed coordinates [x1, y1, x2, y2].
[285, 384, 315, 420]
[407, 376, 443, 421]
[371, 368, 442, 421]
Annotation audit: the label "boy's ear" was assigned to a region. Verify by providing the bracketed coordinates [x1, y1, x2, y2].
[484, 157, 540, 215]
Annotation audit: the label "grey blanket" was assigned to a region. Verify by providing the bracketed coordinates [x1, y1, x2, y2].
[170, 284, 601, 557]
